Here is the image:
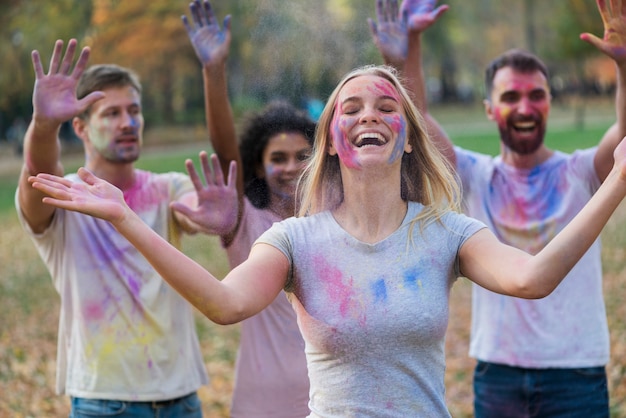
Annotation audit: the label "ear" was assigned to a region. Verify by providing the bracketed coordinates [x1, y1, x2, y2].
[328, 137, 338, 156]
[484, 99, 496, 121]
[404, 142, 413, 154]
[72, 116, 89, 144]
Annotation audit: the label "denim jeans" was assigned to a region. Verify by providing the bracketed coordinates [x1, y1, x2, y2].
[69, 392, 202, 418]
[473, 361, 609, 418]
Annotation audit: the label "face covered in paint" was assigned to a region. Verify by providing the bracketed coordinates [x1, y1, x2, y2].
[79, 85, 144, 164]
[259, 132, 311, 202]
[329, 75, 410, 169]
[486, 67, 551, 155]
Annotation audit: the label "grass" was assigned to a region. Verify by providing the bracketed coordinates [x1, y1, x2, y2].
[0, 99, 625, 416]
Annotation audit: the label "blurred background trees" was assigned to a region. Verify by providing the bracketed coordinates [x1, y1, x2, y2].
[0, 0, 613, 144]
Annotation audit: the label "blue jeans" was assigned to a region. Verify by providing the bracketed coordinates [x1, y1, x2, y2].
[473, 361, 609, 418]
[69, 392, 202, 418]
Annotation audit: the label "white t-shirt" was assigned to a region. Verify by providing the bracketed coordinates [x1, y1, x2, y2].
[257, 202, 485, 418]
[455, 146, 609, 368]
[16, 169, 209, 401]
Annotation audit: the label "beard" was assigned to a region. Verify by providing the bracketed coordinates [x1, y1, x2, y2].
[498, 117, 546, 155]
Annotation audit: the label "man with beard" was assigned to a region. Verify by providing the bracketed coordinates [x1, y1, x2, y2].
[15, 39, 236, 416]
[369, 0, 626, 416]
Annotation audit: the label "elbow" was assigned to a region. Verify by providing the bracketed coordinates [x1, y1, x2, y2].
[510, 274, 555, 300]
[198, 302, 247, 326]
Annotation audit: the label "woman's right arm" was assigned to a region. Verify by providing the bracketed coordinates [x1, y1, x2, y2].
[183, 0, 245, 240]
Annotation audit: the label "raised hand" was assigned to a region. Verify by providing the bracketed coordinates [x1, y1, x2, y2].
[171, 152, 238, 236]
[580, 0, 626, 63]
[182, 0, 232, 67]
[400, 0, 449, 33]
[31, 39, 104, 125]
[28, 168, 129, 223]
[368, 0, 408, 68]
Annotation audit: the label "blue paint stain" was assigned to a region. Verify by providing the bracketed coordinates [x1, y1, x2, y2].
[403, 267, 422, 291]
[372, 279, 387, 302]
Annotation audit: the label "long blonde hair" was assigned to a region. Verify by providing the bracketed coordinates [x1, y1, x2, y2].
[297, 65, 461, 227]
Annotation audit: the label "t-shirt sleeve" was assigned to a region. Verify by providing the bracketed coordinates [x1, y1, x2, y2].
[568, 147, 600, 193]
[454, 146, 493, 196]
[166, 171, 195, 201]
[443, 211, 488, 277]
[254, 219, 295, 291]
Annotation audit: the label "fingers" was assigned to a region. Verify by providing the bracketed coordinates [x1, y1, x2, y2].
[227, 159, 238, 189]
[170, 201, 194, 218]
[31, 50, 44, 79]
[76, 167, 102, 186]
[202, 0, 216, 26]
[186, 158, 205, 191]
[70, 45, 91, 79]
[58, 39, 77, 76]
[48, 40, 64, 75]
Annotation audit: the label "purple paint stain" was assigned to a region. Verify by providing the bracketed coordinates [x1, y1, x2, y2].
[331, 101, 359, 168]
[383, 114, 408, 164]
[127, 275, 141, 298]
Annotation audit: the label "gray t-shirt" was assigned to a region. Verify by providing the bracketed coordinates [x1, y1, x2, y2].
[257, 201, 485, 418]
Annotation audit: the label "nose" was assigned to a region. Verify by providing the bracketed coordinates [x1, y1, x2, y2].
[120, 111, 137, 130]
[517, 96, 533, 115]
[359, 106, 380, 124]
[285, 157, 303, 173]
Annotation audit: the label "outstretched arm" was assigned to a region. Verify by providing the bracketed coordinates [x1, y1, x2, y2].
[460, 139, 626, 298]
[29, 164, 287, 324]
[182, 0, 243, 240]
[369, 0, 455, 164]
[18, 39, 104, 233]
[580, 0, 626, 181]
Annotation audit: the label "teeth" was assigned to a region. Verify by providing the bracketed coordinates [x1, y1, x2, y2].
[514, 122, 535, 130]
[356, 132, 385, 147]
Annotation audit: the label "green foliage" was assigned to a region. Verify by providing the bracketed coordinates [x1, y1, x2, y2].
[2, 0, 615, 135]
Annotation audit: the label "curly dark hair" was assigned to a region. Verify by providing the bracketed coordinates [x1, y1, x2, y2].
[239, 100, 316, 208]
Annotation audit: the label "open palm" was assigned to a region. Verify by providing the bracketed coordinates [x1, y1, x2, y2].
[182, 0, 231, 66]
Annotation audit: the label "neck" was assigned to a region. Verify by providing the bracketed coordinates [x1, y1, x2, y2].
[333, 166, 406, 244]
[85, 158, 136, 191]
[500, 145, 554, 169]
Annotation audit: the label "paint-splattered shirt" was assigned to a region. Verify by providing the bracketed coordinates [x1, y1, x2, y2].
[15, 169, 209, 401]
[257, 202, 484, 418]
[226, 198, 309, 418]
[455, 146, 609, 368]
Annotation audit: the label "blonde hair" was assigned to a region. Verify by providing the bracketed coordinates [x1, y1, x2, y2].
[297, 65, 461, 228]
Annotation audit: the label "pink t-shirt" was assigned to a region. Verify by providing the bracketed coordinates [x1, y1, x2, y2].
[226, 199, 309, 418]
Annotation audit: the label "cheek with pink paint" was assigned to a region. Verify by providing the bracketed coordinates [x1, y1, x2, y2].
[331, 107, 359, 169]
[384, 115, 407, 164]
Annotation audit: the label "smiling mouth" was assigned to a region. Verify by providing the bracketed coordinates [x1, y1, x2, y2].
[355, 132, 387, 147]
[514, 122, 536, 132]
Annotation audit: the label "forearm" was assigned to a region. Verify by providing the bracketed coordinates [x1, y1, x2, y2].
[614, 61, 626, 140]
[22, 118, 64, 176]
[203, 65, 239, 165]
[404, 32, 455, 165]
[114, 210, 245, 323]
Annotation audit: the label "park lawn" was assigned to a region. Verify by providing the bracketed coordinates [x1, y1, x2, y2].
[0, 102, 625, 416]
